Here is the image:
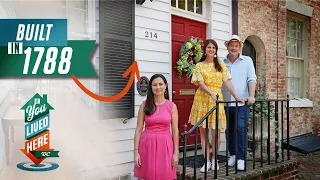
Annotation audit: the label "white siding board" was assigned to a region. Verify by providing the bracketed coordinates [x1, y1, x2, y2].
[136, 0, 170, 12]
[135, 7, 169, 22]
[106, 129, 135, 142]
[100, 117, 138, 130]
[213, 0, 229, 6]
[218, 47, 229, 58]
[212, 12, 229, 23]
[136, 60, 170, 73]
[135, 49, 169, 63]
[212, 29, 229, 41]
[156, 0, 170, 3]
[134, 72, 170, 83]
[106, 140, 134, 153]
[135, 26, 169, 43]
[134, 105, 140, 117]
[136, 38, 169, 52]
[136, 16, 170, 32]
[212, 3, 229, 15]
[212, 21, 230, 33]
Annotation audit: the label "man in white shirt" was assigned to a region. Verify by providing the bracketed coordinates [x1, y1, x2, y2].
[222, 35, 257, 171]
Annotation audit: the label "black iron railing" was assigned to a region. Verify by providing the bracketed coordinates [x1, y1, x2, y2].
[180, 95, 291, 179]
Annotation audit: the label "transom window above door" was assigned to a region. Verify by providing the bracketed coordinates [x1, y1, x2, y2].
[171, 0, 203, 15]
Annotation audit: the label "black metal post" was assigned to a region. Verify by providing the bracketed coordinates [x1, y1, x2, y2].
[253, 103, 256, 169]
[275, 101, 279, 163]
[194, 127, 198, 179]
[235, 102, 238, 174]
[267, 101, 271, 165]
[281, 101, 284, 162]
[204, 117, 209, 179]
[226, 103, 229, 176]
[182, 124, 187, 180]
[244, 101, 248, 171]
[260, 101, 263, 167]
[214, 94, 219, 179]
[287, 95, 290, 160]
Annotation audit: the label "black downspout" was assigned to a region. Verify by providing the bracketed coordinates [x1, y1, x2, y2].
[232, 0, 238, 35]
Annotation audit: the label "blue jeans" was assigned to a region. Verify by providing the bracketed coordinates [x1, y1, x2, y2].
[225, 105, 250, 160]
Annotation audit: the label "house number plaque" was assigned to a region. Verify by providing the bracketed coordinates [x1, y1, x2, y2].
[137, 76, 149, 96]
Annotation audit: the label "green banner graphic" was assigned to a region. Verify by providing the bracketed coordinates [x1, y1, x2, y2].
[31, 150, 60, 158]
[0, 40, 96, 77]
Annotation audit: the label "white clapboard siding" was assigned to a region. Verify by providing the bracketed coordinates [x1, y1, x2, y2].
[136, 49, 170, 63]
[212, 0, 232, 58]
[211, 0, 233, 146]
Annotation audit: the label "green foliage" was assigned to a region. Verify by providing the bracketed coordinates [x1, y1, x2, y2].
[249, 92, 283, 160]
[176, 37, 203, 79]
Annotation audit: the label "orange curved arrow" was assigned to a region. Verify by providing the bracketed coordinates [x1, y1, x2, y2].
[72, 61, 141, 102]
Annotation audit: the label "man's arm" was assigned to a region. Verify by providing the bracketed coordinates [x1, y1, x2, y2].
[247, 58, 257, 104]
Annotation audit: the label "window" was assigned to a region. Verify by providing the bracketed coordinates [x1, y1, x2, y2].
[171, 0, 203, 15]
[286, 14, 308, 98]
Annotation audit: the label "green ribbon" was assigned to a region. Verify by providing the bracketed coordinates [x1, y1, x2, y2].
[0, 40, 96, 77]
[31, 150, 60, 158]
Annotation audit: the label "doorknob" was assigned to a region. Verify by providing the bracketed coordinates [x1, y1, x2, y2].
[173, 91, 176, 94]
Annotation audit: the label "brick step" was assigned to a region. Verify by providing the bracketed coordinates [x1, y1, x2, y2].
[176, 159, 299, 180]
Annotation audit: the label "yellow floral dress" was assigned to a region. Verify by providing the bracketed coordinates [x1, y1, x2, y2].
[188, 61, 232, 130]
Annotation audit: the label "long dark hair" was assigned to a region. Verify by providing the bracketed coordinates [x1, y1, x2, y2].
[199, 39, 222, 72]
[144, 74, 169, 115]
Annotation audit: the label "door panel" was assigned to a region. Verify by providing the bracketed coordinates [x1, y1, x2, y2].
[171, 15, 206, 146]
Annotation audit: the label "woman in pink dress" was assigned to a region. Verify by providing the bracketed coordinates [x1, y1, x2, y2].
[134, 74, 179, 180]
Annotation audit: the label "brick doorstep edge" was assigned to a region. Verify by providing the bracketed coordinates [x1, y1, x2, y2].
[177, 158, 299, 180]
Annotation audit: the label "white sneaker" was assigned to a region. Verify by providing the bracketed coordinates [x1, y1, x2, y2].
[228, 155, 236, 166]
[200, 162, 211, 173]
[237, 160, 245, 170]
[211, 159, 219, 170]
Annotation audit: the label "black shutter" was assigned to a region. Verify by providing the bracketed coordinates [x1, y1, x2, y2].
[99, 0, 135, 119]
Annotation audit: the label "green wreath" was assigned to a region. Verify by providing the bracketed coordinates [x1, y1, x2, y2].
[176, 37, 203, 78]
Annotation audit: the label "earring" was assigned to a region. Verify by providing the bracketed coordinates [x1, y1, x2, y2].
[165, 90, 167, 95]
[204, 53, 207, 56]
[214, 54, 217, 58]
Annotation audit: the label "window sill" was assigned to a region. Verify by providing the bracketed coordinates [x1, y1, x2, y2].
[289, 98, 313, 108]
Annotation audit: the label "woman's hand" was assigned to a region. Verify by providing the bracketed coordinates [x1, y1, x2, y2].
[134, 151, 141, 168]
[211, 94, 217, 101]
[172, 153, 179, 169]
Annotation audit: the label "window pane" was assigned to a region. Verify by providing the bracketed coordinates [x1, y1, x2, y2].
[196, 0, 202, 14]
[188, 0, 194, 12]
[286, 37, 290, 56]
[286, 59, 303, 98]
[171, 0, 176, 7]
[297, 40, 303, 58]
[297, 21, 303, 39]
[288, 38, 297, 57]
[287, 77, 300, 98]
[178, 0, 185, 10]
[288, 18, 296, 38]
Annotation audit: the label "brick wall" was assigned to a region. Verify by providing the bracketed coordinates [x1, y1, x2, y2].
[238, 0, 320, 140]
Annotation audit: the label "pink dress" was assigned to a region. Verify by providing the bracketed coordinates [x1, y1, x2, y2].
[134, 100, 177, 180]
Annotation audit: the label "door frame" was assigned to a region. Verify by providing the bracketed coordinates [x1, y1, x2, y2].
[169, 0, 213, 100]
[170, 2, 212, 149]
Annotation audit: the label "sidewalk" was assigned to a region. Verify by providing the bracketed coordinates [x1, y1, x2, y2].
[293, 151, 320, 180]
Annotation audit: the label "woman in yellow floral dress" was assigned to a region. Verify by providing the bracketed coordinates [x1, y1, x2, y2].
[188, 39, 243, 172]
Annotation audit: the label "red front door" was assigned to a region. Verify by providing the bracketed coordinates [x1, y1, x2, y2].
[171, 15, 206, 146]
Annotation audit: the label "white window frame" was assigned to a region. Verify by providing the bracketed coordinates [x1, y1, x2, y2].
[171, 0, 209, 23]
[286, 12, 309, 100]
